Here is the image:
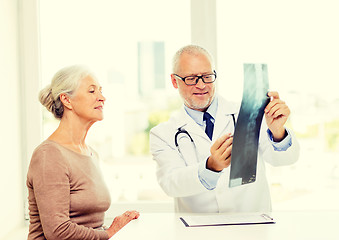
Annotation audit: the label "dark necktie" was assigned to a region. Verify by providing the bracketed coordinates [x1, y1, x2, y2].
[203, 112, 214, 140]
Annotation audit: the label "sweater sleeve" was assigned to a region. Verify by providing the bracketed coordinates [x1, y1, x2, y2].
[28, 146, 109, 240]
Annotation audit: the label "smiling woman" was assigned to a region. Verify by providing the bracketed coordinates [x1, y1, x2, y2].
[43, 66, 107, 154]
[26, 65, 139, 239]
[62, 75, 106, 124]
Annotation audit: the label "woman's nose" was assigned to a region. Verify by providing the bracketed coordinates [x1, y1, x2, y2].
[98, 92, 106, 102]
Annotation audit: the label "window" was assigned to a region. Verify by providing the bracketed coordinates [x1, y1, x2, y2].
[216, 0, 339, 210]
[35, 0, 339, 217]
[39, 0, 191, 214]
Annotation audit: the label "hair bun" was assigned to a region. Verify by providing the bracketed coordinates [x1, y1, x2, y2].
[38, 65, 93, 119]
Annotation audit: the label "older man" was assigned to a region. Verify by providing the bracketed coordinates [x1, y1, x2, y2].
[150, 45, 299, 213]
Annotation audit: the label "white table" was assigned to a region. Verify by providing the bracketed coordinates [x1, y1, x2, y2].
[110, 211, 339, 240]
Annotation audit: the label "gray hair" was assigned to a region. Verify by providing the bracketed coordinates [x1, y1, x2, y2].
[172, 44, 215, 73]
[39, 65, 93, 119]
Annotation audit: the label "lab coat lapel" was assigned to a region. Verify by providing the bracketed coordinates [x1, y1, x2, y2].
[212, 97, 239, 141]
[173, 107, 210, 142]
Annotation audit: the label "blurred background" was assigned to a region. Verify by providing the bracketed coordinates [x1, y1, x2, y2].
[1, 0, 338, 239]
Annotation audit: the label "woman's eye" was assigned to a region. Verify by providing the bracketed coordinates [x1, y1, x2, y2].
[89, 90, 95, 93]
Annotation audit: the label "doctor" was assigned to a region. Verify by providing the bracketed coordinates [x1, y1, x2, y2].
[149, 45, 300, 213]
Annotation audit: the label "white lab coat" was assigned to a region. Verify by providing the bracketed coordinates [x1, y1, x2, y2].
[150, 96, 300, 213]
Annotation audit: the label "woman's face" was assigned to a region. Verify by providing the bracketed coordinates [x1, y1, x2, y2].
[69, 75, 106, 123]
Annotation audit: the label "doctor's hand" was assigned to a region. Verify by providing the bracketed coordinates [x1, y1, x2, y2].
[105, 210, 140, 238]
[206, 133, 233, 172]
[265, 91, 289, 142]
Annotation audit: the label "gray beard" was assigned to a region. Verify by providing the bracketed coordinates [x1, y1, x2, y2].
[184, 96, 213, 111]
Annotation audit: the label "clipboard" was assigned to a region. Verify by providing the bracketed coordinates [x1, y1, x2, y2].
[180, 213, 275, 227]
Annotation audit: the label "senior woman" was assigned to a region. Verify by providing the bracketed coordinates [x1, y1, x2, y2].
[26, 65, 139, 240]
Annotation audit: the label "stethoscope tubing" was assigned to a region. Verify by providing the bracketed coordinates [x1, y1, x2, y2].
[174, 128, 193, 147]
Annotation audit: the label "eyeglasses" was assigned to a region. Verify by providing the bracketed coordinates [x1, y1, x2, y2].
[174, 70, 217, 86]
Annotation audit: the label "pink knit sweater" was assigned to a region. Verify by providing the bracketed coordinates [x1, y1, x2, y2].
[27, 140, 111, 240]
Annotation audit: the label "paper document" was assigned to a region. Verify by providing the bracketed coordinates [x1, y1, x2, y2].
[180, 213, 275, 227]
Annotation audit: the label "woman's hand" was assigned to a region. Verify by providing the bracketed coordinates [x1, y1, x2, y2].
[105, 210, 140, 238]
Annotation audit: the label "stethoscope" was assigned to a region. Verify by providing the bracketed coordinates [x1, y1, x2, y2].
[175, 114, 236, 151]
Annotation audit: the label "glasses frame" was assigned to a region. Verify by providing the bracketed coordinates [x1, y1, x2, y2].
[174, 70, 217, 86]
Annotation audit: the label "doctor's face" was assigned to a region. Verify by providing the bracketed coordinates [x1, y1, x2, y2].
[171, 52, 216, 112]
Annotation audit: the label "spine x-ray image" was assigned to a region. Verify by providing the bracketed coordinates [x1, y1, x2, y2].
[229, 64, 269, 188]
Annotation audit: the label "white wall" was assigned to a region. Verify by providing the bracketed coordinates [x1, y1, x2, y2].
[0, 0, 24, 238]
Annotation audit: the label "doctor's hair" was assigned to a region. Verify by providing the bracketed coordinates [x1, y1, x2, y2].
[39, 65, 94, 119]
[172, 44, 215, 73]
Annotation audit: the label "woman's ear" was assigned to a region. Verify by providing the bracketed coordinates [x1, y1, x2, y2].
[59, 93, 72, 110]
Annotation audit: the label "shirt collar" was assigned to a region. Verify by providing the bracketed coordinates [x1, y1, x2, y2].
[184, 96, 218, 126]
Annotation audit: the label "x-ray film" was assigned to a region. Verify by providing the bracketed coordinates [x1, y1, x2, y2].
[229, 64, 270, 188]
